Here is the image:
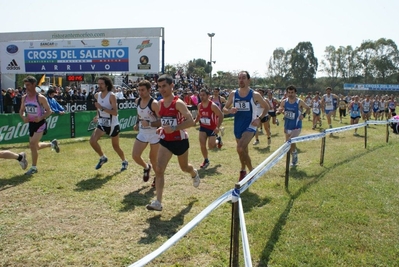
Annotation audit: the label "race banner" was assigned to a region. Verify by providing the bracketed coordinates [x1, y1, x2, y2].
[0, 108, 138, 145]
[0, 37, 160, 74]
[344, 83, 399, 91]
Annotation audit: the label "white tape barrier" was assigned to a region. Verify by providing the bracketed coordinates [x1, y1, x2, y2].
[325, 122, 367, 134]
[367, 120, 391, 125]
[129, 191, 232, 267]
[291, 132, 326, 144]
[238, 198, 253, 267]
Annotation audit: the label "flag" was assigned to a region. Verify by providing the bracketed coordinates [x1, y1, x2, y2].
[58, 77, 62, 87]
[38, 74, 46, 86]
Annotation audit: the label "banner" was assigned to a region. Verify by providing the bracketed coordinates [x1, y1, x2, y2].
[0, 108, 138, 145]
[0, 37, 160, 74]
[344, 83, 399, 91]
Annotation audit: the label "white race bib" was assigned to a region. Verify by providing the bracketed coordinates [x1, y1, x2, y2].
[235, 101, 250, 111]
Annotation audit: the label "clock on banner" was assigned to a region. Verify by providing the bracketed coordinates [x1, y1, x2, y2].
[66, 75, 84, 82]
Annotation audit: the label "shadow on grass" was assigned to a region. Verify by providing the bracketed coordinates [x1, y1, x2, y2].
[241, 190, 271, 212]
[119, 132, 138, 139]
[254, 146, 271, 154]
[256, 143, 387, 267]
[138, 199, 198, 244]
[74, 171, 120, 191]
[198, 164, 222, 177]
[120, 185, 155, 212]
[0, 174, 32, 191]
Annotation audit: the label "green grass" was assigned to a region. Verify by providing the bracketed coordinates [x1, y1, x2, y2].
[1, 116, 398, 266]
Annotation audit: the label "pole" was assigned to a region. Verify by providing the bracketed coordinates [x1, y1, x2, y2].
[364, 124, 367, 148]
[386, 122, 389, 143]
[210, 36, 213, 89]
[320, 136, 326, 166]
[285, 151, 291, 188]
[230, 184, 240, 267]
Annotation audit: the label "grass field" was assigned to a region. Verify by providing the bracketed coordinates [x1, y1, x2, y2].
[1, 116, 399, 266]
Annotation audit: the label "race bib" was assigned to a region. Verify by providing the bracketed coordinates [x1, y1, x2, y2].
[25, 106, 38, 114]
[313, 108, 320, 113]
[200, 117, 211, 125]
[325, 101, 333, 110]
[161, 117, 177, 126]
[284, 111, 295, 120]
[99, 117, 111, 127]
[235, 101, 250, 111]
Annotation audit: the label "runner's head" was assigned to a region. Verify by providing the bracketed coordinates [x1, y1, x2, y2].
[138, 79, 152, 98]
[199, 88, 210, 103]
[97, 76, 113, 92]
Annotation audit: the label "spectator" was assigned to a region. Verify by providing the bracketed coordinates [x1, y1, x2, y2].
[47, 88, 65, 114]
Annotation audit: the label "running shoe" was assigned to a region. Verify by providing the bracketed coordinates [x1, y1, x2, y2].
[95, 156, 108, 170]
[253, 139, 259, 145]
[121, 161, 128, 172]
[192, 169, 200, 188]
[25, 167, 38, 175]
[220, 127, 225, 136]
[200, 160, 210, 169]
[143, 164, 152, 182]
[51, 139, 60, 153]
[267, 137, 271, 146]
[239, 170, 247, 182]
[151, 177, 156, 188]
[19, 152, 28, 170]
[291, 150, 298, 166]
[146, 200, 163, 211]
[217, 136, 223, 149]
[276, 119, 279, 126]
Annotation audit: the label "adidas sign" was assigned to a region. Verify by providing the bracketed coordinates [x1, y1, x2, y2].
[6, 59, 21, 70]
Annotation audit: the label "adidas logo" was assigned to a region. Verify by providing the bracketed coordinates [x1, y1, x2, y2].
[6, 59, 20, 70]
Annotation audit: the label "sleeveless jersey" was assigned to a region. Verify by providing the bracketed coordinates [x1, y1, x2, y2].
[24, 94, 44, 122]
[350, 102, 361, 117]
[283, 98, 302, 130]
[267, 97, 277, 112]
[198, 100, 218, 130]
[232, 89, 257, 133]
[137, 97, 157, 132]
[379, 100, 386, 111]
[363, 100, 371, 112]
[97, 92, 119, 128]
[210, 95, 222, 110]
[373, 100, 380, 111]
[323, 95, 334, 110]
[388, 101, 396, 110]
[312, 99, 321, 115]
[305, 97, 312, 106]
[159, 96, 188, 141]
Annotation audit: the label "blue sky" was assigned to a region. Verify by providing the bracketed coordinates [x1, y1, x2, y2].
[0, 0, 397, 77]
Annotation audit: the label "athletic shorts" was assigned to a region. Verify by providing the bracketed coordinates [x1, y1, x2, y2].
[160, 138, 189, 156]
[284, 128, 301, 139]
[97, 124, 120, 137]
[351, 116, 361, 120]
[339, 109, 346, 117]
[199, 126, 216, 137]
[260, 115, 270, 123]
[390, 108, 396, 113]
[29, 120, 47, 137]
[136, 130, 160, 144]
[268, 111, 277, 117]
[325, 109, 334, 115]
[234, 127, 256, 140]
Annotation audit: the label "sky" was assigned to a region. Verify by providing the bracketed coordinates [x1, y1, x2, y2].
[0, 0, 398, 78]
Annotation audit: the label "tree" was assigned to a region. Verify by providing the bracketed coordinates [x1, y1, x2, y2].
[289, 42, 318, 89]
[319, 45, 340, 88]
[371, 38, 399, 83]
[355, 40, 376, 83]
[267, 47, 290, 87]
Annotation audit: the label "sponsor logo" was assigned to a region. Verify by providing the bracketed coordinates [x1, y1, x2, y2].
[6, 59, 20, 70]
[0, 116, 58, 142]
[119, 116, 138, 130]
[40, 42, 58, 47]
[6, 44, 19, 54]
[64, 103, 87, 112]
[101, 39, 110, 47]
[29, 42, 34, 48]
[138, 55, 151, 70]
[136, 40, 152, 53]
[118, 100, 137, 110]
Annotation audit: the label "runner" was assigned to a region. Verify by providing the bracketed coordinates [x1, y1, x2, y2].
[209, 87, 226, 138]
[321, 87, 339, 135]
[194, 88, 224, 169]
[372, 95, 380, 121]
[312, 92, 322, 130]
[361, 95, 372, 123]
[146, 74, 199, 211]
[348, 95, 363, 136]
[277, 85, 310, 166]
[253, 89, 271, 145]
[338, 94, 348, 123]
[19, 76, 60, 175]
[132, 80, 160, 187]
[90, 76, 128, 171]
[305, 92, 313, 121]
[222, 71, 270, 181]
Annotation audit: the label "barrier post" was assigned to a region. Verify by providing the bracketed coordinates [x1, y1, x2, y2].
[320, 136, 326, 166]
[386, 123, 389, 143]
[285, 151, 291, 188]
[364, 123, 367, 148]
[230, 185, 240, 267]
